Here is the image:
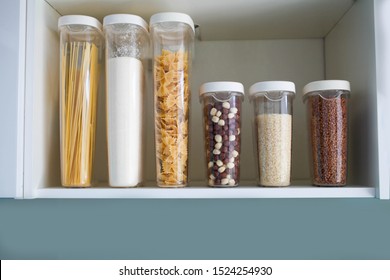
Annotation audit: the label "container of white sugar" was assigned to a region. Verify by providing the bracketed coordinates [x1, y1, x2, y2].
[249, 81, 295, 187]
[103, 14, 149, 187]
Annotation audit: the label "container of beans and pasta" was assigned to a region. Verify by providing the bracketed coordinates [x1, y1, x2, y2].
[58, 15, 104, 187]
[103, 14, 149, 187]
[249, 81, 295, 187]
[303, 80, 350, 186]
[150, 13, 194, 187]
[199, 82, 244, 187]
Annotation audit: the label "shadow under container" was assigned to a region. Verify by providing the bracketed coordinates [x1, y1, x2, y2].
[249, 81, 295, 187]
[103, 14, 149, 187]
[303, 80, 350, 186]
[58, 15, 104, 187]
[199, 82, 245, 187]
[150, 13, 195, 187]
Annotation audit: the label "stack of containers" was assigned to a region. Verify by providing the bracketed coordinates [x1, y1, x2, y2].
[58, 15, 104, 187]
[249, 81, 295, 187]
[103, 14, 149, 187]
[150, 13, 195, 187]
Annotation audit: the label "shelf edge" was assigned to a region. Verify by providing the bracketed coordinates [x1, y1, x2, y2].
[34, 186, 376, 199]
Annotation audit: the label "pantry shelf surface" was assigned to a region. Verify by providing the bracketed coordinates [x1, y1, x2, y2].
[34, 185, 375, 199]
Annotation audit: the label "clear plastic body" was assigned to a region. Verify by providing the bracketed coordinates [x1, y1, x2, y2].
[151, 21, 194, 187]
[251, 91, 294, 187]
[104, 23, 149, 187]
[304, 90, 349, 186]
[59, 24, 103, 187]
[202, 92, 243, 187]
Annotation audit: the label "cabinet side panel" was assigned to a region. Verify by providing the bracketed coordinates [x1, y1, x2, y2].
[24, 0, 61, 198]
[325, 0, 378, 190]
[374, 0, 390, 199]
[0, 0, 26, 198]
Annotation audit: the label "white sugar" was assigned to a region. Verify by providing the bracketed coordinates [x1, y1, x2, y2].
[107, 56, 144, 187]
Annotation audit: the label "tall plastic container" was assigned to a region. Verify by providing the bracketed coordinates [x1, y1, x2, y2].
[150, 13, 195, 187]
[303, 80, 350, 186]
[199, 82, 244, 187]
[58, 15, 104, 187]
[103, 14, 149, 187]
[249, 81, 295, 187]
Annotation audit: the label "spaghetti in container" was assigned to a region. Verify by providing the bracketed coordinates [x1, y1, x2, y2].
[150, 13, 195, 187]
[58, 15, 104, 187]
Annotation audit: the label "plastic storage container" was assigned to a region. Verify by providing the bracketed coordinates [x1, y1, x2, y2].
[303, 80, 350, 186]
[58, 15, 104, 187]
[103, 14, 149, 187]
[249, 81, 295, 187]
[150, 13, 195, 187]
[199, 82, 244, 187]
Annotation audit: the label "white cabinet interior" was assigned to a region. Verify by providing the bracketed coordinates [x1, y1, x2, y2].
[18, 0, 387, 199]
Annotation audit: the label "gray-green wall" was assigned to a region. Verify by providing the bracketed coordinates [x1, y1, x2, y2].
[1, 199, 390, 259]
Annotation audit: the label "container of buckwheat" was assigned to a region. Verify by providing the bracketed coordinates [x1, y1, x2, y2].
[303, 80, 350, 186]
[199, 82, 244, 187]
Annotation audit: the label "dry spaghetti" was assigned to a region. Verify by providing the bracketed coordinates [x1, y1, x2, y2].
[60, 41, 99, 187]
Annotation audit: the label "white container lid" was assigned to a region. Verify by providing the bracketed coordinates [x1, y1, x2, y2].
[249, 81, 296, 96]
[199, 81, 245, 96]
[103, 14, 148, 33]
[58, 15, 102, 32]
[303, 80, 351, 96]
[150, 12, 195, 33]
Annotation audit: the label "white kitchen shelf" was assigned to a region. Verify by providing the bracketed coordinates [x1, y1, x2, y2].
[0, 0, 387, 199]
[35, 185, 375, 199]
